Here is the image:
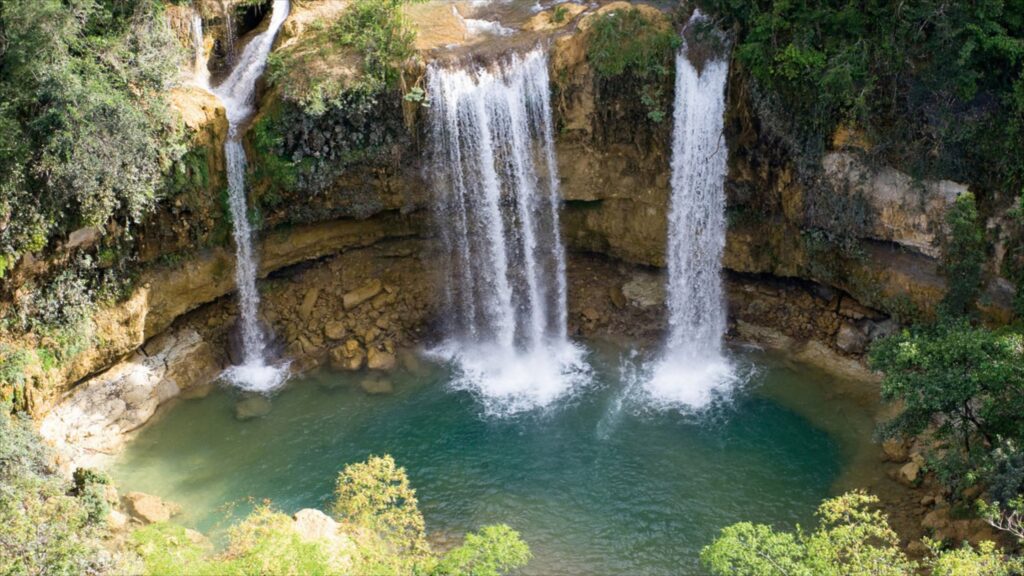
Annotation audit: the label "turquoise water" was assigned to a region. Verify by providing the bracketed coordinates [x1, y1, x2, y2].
[111, 344, 865, 575]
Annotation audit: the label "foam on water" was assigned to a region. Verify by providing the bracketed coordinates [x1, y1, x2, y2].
[427, 48, 584, 414]
[647, 11, 734, 409]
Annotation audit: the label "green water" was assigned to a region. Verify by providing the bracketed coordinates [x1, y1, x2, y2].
[111, 344, 872, 575]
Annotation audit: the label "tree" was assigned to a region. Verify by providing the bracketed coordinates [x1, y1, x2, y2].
[702, 492, 1022, 576]
[332, 454, 429, 558]
[869, 321, 1024, 490]
[432, 524, 531, 576]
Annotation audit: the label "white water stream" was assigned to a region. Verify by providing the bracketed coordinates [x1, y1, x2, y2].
[427, 48, 585, 415]
[210, 0, 291, 393]
[647, 11, 734, 409]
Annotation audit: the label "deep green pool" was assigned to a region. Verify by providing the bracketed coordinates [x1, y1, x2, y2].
[110, 343, 875, 575]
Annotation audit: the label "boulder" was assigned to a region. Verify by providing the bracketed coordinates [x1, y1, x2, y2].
[360, 376, 394, 395]
[324, 321, 347, 341]
[621, 274, 665, 308]
[299, 287, 320, 319]
[881, 438, 910, 463]
[329, 339, 365, 371]
[292, 509, 355, 570]
[235, 396, 272, 421]
[367, 347, 397, 371]
[898, 460, 921, 486]
[343, 279, 383, 310]
[835, 322, 867, 354]
[124, 492, 180, 524]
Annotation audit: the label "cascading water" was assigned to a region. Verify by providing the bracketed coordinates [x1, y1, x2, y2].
[191, 11, 210, 88]
[213, 0, 291, 393]
[647, 11, 734, 409]
[427, 48, 585, 415]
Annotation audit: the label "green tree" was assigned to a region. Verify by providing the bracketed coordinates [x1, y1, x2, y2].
[332, 454, 429, 558]
[869, 321, 1024, 490]
[940, 192, 986, 317]
[433, 524, 531, 576]
[0, 408, 118, 575]
[702, 491, 1022, 575]
[0, 0, 185, 269]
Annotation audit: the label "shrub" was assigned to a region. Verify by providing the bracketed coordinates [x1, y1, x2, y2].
[432, 524, 531, 576]
[586, 9, 681, 123]
[940, 192, 986, 317]
[0, 409, 114, 575]
[0, 0, 186, 265]
[702, 491, 1022, 575]
[869, 320, 1024, 491]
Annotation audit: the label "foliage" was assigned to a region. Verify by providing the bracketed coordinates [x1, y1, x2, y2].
[0, 409, 115, 575]
[334, 0, 418, 93]
[135, 455, 531, 576]
[699, 0, 1024, 192]
[332, 454, 429, 559]
[432, 524, 531, 576]
[940, 192, 986, 317]
[869, 320, 1024, 491]
[587, 9, 681, 123]
[134, 506, 343, 576]
[701, 492, 915, 575]
[702, 491, 1022, 575]
[927, 538, 1023, 576]
[0, 0, 186, 267]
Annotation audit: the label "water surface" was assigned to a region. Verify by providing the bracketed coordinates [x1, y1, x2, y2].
[112, 344, 868, 575]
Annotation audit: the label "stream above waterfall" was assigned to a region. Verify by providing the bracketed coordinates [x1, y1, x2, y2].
[110, 341, 887, 575]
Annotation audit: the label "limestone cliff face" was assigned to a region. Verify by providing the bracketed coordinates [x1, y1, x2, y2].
[24, 0, 1019, 415]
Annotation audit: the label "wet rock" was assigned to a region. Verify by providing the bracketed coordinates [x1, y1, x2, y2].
[367, 347, 397, 371]
[124, 492, 180, 524]
[608, 286, 627, 309]
[324, 321, 347, 341]
[360, 376, 394, 395]
[343, 279, 383, 310]
[235, 395, 272, 421]
[329, 339, 365, 371]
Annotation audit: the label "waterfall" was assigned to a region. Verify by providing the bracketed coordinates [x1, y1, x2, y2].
[191, 11, 210, 88]
[213, 0, 291, 393]
[647, 11, 734, 409]
[427, 48, 585, 415]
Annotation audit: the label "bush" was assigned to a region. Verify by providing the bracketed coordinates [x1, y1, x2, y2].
[0, 409, 114, 575]
[700, 0, 1024, 192]
[701, 491, 1022, 575]
[586, 9, 681, 123]
[869, 320, 1024, 491]
[0, 0, 186, 266]
[940, 192, 986, 317]
[134, 455, 531, 576]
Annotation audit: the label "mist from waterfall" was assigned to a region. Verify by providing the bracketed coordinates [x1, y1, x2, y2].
[427, 48, 586, 415]
[213, 0, 291, 393]
[646, 11, 734, 409]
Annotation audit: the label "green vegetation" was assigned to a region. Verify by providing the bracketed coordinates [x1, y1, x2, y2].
[267, 0, 418, 116]
[134, 455, 530, 576]
[940, 192, 986, 317]
[0, 408, 125, 575]
[701, 0, 1024, 193]
[586, 9, 681, 123]
[702, 491, 1023, 575]
[0, 0, 186, 266]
